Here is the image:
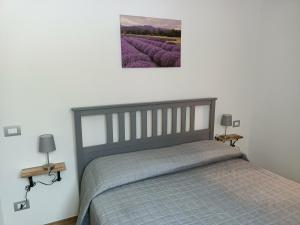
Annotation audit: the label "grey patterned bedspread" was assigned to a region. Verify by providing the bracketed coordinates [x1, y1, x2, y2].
[77, 141, 300, 225]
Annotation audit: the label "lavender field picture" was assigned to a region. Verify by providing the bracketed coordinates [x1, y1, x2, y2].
[120, 15, 181, 68]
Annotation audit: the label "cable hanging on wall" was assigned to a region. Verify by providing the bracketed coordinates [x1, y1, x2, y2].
[19, 169, 59, 210]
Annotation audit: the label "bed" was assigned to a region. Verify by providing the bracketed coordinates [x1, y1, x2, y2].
[72, 98, 300, 225]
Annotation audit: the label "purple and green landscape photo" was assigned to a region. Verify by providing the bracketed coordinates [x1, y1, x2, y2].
[120, 15, 181, 68]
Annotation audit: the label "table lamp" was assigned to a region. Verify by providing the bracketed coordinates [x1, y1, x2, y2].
[39, 134, 56, 170]
[221, 114, 232, 138]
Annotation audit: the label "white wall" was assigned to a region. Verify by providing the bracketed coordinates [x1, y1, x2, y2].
[249, 0, 300, 182]
[0, 199, 4, 225]
[0, 0, 261, 224]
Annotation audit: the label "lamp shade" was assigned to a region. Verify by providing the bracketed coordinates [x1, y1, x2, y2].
[39, 134, 56, 153]
[221, 114, 232, 126]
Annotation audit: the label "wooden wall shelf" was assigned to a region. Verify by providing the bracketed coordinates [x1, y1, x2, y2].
[21, 162, 66, 178]
[215, 134, 243, 147]
[21, 162, 66, 189]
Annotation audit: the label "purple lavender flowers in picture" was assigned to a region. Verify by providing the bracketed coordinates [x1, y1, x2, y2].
[120, 15, 181, 68]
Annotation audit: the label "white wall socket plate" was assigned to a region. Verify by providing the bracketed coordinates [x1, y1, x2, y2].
[14, 200, 30, 212]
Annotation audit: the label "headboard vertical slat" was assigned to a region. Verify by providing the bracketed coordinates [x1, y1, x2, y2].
[118, 112, 125, 142]
[106, 113, 113, 144]
[130, 112, 136, 140]
[141, 110, 148, 139]
[209, 100, 216, 139]
[72, 98, 217, 186]
[74, 112, 85, 182]
[190, 106, 195, 132]
[162, 108, 168, 135]
[181, 107, 186, 133]
[172, 107, 177, 134]
[152, 109, 158, 137]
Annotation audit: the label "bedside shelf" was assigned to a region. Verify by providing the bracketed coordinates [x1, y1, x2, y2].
[21, 162, 66, 189]
[21, 162, 66, 178]
[215, 134, 243, 147]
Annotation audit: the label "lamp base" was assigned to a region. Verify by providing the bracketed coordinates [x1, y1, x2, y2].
[42, 163, 55, 171]
[224, 126, 228, 139]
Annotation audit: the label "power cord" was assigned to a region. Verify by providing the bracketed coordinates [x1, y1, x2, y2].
[20, 169, 59, 209]
[19, 185, 31, 210]
[36, 169, 58, 185]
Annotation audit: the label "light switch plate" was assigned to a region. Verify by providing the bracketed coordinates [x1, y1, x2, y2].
[233, 120, 240, 127]
[4, 126, 21, 137]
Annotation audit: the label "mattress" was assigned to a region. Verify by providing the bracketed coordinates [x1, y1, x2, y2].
[76, 141, 300, 225]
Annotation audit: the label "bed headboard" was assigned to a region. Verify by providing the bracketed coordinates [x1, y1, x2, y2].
[72, 98, 217, 184]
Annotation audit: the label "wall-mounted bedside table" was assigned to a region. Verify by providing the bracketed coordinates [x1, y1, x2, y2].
[215, 134, 243, 147]
[21, 162, 66, 189]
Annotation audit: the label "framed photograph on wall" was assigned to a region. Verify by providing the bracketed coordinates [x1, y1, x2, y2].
[120, 15, 181, 68]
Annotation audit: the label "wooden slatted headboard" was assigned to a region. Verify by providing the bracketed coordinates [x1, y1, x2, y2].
[72, 98, 217, 184]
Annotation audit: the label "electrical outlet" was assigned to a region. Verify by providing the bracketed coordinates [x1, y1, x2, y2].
[233, 120, 240, 127]
[14, 200, 30, 212]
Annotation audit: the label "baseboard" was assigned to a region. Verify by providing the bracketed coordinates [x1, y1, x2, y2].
[45, 216, 77, 225]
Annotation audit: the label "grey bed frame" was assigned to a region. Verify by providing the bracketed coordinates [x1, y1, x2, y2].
[72, 98, 217, 184]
